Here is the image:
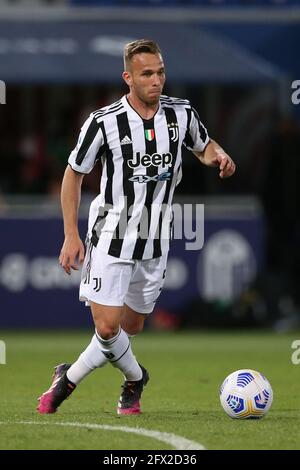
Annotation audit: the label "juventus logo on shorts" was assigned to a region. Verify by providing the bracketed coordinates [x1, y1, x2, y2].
[93, 277, 101, 292]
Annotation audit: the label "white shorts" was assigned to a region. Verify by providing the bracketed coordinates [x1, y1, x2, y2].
[79, 245, 168, 314]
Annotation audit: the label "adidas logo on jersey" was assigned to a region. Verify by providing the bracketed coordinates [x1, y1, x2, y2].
[121, 135, 132, 146]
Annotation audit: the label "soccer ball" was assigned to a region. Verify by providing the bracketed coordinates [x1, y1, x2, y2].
[219, 369, 273, 419]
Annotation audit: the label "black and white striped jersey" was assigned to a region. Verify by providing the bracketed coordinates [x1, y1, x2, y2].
[68, 94, 209, 260]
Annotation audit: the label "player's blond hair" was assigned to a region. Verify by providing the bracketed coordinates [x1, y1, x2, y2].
[124, 39, 162, 70]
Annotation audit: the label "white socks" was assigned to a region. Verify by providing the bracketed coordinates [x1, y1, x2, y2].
[96, 328, 142, 382]
[66, 329, 142, 385]
[66, 334, 108, 385]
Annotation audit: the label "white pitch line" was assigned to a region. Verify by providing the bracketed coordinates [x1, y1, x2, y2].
[0, 420, 205, 450]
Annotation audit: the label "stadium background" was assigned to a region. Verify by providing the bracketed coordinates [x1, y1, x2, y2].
[0, 0, 299, 332]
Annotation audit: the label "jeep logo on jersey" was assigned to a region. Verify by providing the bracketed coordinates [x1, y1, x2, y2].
[128, 171, 171, 183]
[127, 152, 172, 169]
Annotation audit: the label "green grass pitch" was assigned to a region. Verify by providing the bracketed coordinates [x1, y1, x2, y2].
[0, 330, 299, 450]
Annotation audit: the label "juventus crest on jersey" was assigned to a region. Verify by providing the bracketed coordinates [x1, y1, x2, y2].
[68, 95, 209, 260]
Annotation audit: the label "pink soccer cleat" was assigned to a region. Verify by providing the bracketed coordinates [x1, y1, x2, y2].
[117, 364, 149, 415]
[37, 363, 76, 414]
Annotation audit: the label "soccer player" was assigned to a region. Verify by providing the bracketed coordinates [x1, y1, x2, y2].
[37, 39, 235, 415]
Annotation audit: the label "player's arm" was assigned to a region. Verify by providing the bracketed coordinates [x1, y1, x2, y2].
[193, 139, 236, 179]
[184, 105, 236, 179]
[60, 113, 104, 274]
[59, 165, 85, 275]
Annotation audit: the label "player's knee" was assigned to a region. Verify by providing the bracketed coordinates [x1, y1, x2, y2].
[96, 325, 119, 340]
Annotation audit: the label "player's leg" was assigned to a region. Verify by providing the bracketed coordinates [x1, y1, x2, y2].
[114, 304, 149, 415]
[37, 250, 155, 415]
[90, 301, 149, 415]
[66, 333, 108, 384]
[115, 253, 168, 415]
[61, 304, 146, 387]
[36, 324, 113, 415]
[37, 242, 105, 414]
[121, 304, 146, 336]
[36, 334, 107, 414]
[37, 250, 144, 415]
[38, 328, 110, 414]
[90, 302, 143, 381]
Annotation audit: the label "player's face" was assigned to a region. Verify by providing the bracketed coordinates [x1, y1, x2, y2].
[125, 53, 165, 105]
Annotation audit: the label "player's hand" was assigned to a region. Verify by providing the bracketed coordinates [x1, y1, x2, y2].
[211, 152, 236, 179]
[200, 140, 236, 178]
[59, 234, 85, 275]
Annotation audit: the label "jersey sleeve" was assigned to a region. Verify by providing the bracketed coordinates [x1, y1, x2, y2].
[68, 113, 105, 174]
[183, 106, 210, 153]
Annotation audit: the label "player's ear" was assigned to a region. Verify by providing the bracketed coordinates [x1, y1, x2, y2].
[122, 71, 131, 87]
